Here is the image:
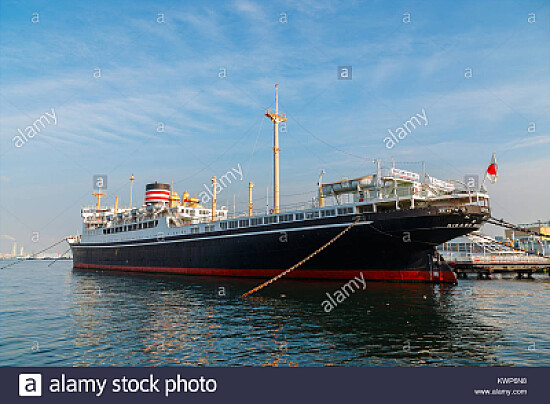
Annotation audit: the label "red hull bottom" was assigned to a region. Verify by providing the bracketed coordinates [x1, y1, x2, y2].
[73, 263, 458, 283]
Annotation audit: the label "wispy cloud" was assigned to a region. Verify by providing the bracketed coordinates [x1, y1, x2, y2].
[0, 0, 548, 252]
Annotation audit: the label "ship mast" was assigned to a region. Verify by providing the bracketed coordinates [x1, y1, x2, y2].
[93, 183, 105, 210]
[129, 174, 135, 209]
[265, 84, 287, 213]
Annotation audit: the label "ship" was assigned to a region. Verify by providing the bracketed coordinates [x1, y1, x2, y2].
[68, 85, 491, 284]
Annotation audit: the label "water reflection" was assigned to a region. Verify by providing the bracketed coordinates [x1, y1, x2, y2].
[68, 269, 529, 366]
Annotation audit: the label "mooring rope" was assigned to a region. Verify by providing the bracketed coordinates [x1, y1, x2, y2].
[366, 223, 441, 246]
[487, 217, 547, 238]
[241, 217, 361, 298]
[47, 247, 72, 267]
[0, 238, 69, 270]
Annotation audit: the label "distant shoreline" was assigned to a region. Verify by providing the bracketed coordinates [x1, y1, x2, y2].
[0, 257, 73, 261]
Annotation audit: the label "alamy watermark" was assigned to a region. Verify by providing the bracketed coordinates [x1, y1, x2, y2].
[464, 174, 479, 191]
[198, 163, 244, 204]
[321, 272, 366, 313]
[337, 66, 352, 80]
[12, 108, 57, 148]
[383, 108, 428, 149]
[93, 175, 108, 190]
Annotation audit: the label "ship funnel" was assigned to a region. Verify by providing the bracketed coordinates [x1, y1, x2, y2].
[145, 182, 170, 206]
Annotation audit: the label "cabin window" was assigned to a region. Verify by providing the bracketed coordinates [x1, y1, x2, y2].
[295, 213, 305, 220]
[306, 211, 320, 219]
[264, 216, 278, 224]
[220, 222, 228, 230]
[239, 219, 249, 227]
[251, 217, 263, 226]
[228, 221, 238, 229]
[337, 207, 353, 215]
[279, 214, 293, 222]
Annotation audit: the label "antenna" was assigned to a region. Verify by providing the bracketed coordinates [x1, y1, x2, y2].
[265, 84, 287, 214]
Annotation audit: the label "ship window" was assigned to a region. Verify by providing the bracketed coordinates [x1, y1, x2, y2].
[251, 217, 263, 226]
[295, 213, 305, 220]
[279, 214, 293, 222]
[220, 222, 228, 230]
[338, 207, 353, 215]
[229, 221, 238, 229]
[205, 225, 215, 232]
[239, 219, 249, 227]
[264, 216, 278, 224]
[306, 211, 319, 219]
[325, 209, 336, 217]
[154, 220, 158, 226]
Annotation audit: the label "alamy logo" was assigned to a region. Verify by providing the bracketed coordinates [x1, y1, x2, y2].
[19, 374, 42, 397]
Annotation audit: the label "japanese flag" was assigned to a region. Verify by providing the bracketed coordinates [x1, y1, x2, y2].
[486, 153, 498, 184]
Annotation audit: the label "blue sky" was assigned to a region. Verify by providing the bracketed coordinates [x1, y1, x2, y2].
[1, 0, 549, 254]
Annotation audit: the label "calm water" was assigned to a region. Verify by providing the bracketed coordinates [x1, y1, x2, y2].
[1, 260, 549, 366]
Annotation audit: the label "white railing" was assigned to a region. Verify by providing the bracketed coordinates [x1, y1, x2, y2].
[442, 252, 550, 264]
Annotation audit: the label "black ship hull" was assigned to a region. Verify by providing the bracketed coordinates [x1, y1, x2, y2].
[71, 205, 489, 283]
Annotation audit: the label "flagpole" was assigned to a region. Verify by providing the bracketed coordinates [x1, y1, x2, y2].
[481, 171, 488, 191]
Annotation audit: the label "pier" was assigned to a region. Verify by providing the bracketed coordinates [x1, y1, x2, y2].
[454, 268, 540, 280]
[439, 231, 550, 280]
